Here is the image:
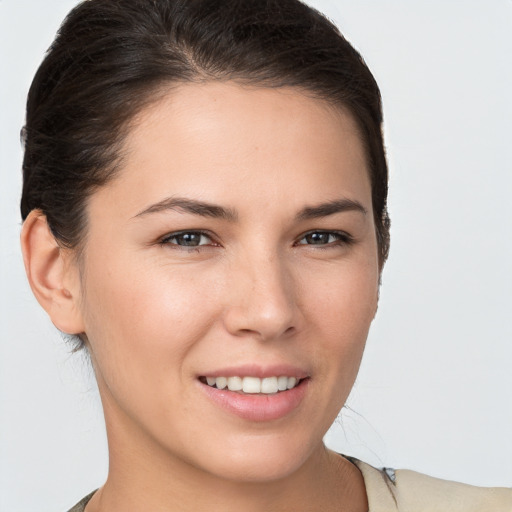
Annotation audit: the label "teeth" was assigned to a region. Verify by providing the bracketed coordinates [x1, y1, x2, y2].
[243, 377, 261, 394]
[261, 377, 278, 394]
[277, 376, 288, 391]
[215, 377, 227, 390]
[287, 377, 297, 390]
[227, 376, 242, 391]
[204, 375, 301, 394]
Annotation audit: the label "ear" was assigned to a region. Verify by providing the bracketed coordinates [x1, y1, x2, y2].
[20, 210, 86, 335]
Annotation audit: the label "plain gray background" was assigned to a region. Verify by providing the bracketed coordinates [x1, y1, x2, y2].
[1, 1, 511, 510]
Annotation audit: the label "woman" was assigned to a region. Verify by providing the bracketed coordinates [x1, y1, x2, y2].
[17, 0, 511, 510]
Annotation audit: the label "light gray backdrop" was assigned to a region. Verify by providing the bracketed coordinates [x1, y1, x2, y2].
[1, 1, 511, 511]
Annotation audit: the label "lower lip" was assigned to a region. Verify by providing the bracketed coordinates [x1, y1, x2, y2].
[199, 379, 309, 422]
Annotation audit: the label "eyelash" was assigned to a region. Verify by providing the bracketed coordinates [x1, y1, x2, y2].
[295, 230, 354, 248]
[159, 230, 354, 249]
[159, 230, 217, 249]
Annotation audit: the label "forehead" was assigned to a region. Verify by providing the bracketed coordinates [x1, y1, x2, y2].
[92, 81, 371, 218]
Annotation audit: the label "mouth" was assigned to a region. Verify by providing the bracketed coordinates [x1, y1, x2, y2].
[198, 375, 305, 394]
[197, 366, 310, 421]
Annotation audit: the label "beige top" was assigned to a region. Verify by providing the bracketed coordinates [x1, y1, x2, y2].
[352, 460, 512, 512]
[67, 460, 512, 512]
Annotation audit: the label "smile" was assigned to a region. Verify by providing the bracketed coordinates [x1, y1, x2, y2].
[200, 375, 301, 394]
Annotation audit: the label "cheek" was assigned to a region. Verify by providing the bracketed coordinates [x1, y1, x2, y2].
[79, 253, 223, 385]
[305, 257, 378, 334]
[302, 256, 378, 383]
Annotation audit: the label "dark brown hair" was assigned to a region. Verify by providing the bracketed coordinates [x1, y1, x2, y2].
[21, 0, 390, 265]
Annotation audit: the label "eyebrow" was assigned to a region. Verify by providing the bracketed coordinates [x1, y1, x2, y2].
[296, 198, 367, 220]
[133, 196, 366, 222]
[133, 196, 238, 221]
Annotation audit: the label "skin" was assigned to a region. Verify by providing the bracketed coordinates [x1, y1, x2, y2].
[22, 82, 379, 511]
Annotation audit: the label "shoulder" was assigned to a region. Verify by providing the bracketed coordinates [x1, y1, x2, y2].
[67, 491, 96, 512]
[351, 459, 512, 512]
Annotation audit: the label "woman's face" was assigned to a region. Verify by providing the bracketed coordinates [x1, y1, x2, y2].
[77, 82, 379, 482]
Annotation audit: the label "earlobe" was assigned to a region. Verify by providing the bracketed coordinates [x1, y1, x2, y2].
[20, 210, 85, 335]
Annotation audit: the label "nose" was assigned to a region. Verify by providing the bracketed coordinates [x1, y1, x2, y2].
[222, 252, 298, 341]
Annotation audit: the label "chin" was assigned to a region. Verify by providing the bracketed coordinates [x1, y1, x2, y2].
[193, 433, 320, 484]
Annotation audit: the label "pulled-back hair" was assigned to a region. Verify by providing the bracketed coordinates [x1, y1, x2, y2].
[21, 0, 390, 265]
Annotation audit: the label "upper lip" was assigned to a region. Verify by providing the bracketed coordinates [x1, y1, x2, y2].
[198, 364, 309, 379]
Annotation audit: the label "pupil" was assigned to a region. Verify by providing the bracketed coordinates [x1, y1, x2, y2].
[307, 232, 329, 244]
[179, 233, 200, 246]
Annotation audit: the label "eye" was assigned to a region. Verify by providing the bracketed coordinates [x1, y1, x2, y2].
[296, 230, 353, 246]
[160, 231, 215, 247]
